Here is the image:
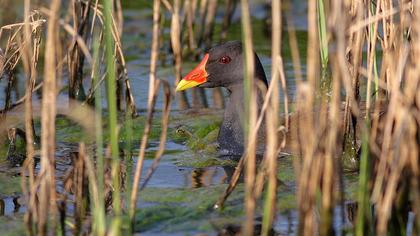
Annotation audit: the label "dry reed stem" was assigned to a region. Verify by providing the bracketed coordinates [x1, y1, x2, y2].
[115, 0, 123, 36]
[220, 0, 237, 43]
[20, 2, 39, 234]
[139, 81, 172, 190]
[370, 5, 420, 229]
[197, 0, 208, 46]
[365, 0, 382, 115]
[129, 79, 161, 225]
[0, 82, 43, 113]
[161, 0, 173, 13]
[74, 142, 87, 235]
[38, 0, 61, 234]
[58, 19, 92, 63]
[320, 58, 341, 236]
[0, 100, 96, 144]
[68, 0, 91, 100]
[315, 2, 342, 235]
[372, 46, 409, 201]
[261, 1, 281, 233]
[295, 0, 319, 234]
[109, 13, 137, 113]
[184, 0, 197, 52]
[274, 56, 290, 143]
[340, 1, 363, 136]
[146, 0, 160, 107]
[0, 19, 46, 38]
[171, 0, 190, 109]
[239, 0, 258, 235]
[332, 1, 359, 142]
[129, 2, 162, 220]
[182, 0, 210, 109]
[90, 0, 100, 34]
[201, 0, 225, 108]
[85, 2, 137, 113]
[0, 49, 3, 75]
[348, 3, 411, 34]
[0, 16, 44, 84]
[286, 7, 304, 85]
[202, 0, 217, 49]
[214, 155, 245, 209]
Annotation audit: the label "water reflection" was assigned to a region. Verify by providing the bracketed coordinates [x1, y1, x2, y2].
[190, 166, 232, 188]
[140, 159, 231, 189]
[0, 196, 25, 216]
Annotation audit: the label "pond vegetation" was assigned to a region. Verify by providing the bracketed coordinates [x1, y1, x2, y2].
[0, 0, 419, 235]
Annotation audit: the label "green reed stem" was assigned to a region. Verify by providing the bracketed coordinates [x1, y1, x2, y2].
[103, 0, 121, 232]
[92, 35, 106, 236]
[355, 121, 373, 236]
[369, 2, 379, 99]
[317, 0, 328, 69]
[317, 0, 330, 94]
[124, 106, 134, 233]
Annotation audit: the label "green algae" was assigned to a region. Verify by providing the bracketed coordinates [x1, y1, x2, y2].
[121, 0, 152, 10]
[276, 192, 298, 211]
[55, 118, 88, 143]
[135, 181, 299, 233]
[50, 114, 164, 145]
[343, 172, 360, 200]
[277, 156, 296, 184]
[175, 155, 236, 168]
[119, 116, 162, 144]
[136, 185, 246, 233]
[170, 113, 221, 153]
[0, 145, 7, 162]
[0, 173, 21, 196]
[0, 214, 25, 236]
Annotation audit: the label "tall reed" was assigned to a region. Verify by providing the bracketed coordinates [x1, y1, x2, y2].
[0, 0, 418, 235]
[172, 0, 190, 110]
[130, 0, 161, 227]
[240, 0, 258, 235]
[91, 32, 106, 236]
[21, 2, 38, 235]
[261, 0, 281, 234]
[103, 0, 122, 233]
[261, 0, 282, 235]
[38, 0, 61, 234]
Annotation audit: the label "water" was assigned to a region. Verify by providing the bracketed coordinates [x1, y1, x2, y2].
[0, 0, 370, 235]
[137, 141, 229, 189]
[0, 0, 307, 110]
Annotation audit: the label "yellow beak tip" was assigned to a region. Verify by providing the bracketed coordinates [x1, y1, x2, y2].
[175, 86, 184, 92]
[176, 80, 202, 91]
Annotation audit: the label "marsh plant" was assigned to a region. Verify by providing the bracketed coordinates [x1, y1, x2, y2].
[0, 0, 418, 235]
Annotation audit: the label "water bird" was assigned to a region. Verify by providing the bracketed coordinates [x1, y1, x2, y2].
[176, 41, 270, 159]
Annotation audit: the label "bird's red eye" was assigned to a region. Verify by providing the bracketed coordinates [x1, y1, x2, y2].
[219, 56, 231, 64]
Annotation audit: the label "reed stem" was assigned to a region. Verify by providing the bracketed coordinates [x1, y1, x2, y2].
[103, 0, 121, 232]
[240, 0, 257, 235]
[39, 0, 61, 234]
[261, 0, 281, 235]
[92, 33, 106, 236]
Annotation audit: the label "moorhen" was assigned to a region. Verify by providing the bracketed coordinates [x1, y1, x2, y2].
[176, 41, 268, 159]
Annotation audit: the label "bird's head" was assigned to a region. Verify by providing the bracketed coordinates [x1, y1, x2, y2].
[176, 41, 267, 92]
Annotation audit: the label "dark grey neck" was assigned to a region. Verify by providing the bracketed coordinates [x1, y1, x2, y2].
[217, 80, 267, 159]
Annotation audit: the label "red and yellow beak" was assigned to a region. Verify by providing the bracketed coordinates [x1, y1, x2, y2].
[176, 54, 209, 91]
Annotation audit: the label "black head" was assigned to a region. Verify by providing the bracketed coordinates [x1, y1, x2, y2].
[176, 41, 268, 91]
